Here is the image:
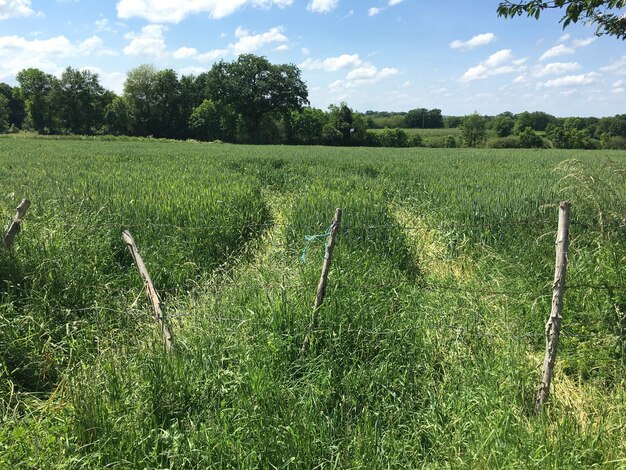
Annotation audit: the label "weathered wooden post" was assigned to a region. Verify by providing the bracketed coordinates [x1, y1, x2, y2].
[4, 199, 30, 249]
[535, 201, 571, 412]
[300, 208, 342, 355]
[122, 230, 173, 352]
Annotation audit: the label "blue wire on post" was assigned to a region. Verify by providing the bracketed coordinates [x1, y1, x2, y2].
[300, 224, 333, 263]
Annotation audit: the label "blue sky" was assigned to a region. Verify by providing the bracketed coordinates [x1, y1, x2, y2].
[0, 0, 624, 116]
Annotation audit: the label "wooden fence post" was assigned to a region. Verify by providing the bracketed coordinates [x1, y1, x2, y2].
[301, 208, 342, 355]
[535, 201, 571, 412]
[122, 230, 173, 352]
[4, 199, 31, 249]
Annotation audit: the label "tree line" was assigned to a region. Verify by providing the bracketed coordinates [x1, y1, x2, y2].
[459, 111, 626, 150]
[364, 109, 445, 129]
[1, 54, 625, 149]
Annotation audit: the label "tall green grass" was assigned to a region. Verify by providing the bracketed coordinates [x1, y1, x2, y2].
[0, 138, 624, 468]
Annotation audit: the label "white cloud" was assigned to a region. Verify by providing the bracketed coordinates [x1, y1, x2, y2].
[540, 72, 600, 88]
[195, 49, 228, 61]
[539, 44, 575, 60]
[532, 62, 581, 77]
[557, 33, 570, 43]
[179, 66, 207, 76]
[300, 53, 362, 71]
[235, 26, 249, 39]
[367, 0, 403, 16]
[484, 49, 513, 67]
[80, 66, 126, 93]
[450, 33, 496, 50]
[307, 0, 338, 13]
[185, 26, 288, 62]
[539, 36, 595, 60]
[123, 24, 287, 62]
[117, 0, 293, 23]
[346, 64, 378, 80]
[612, 79, 625, 94]
[600, 55, 626, 75]
[95, 18, 114, 33]
[331, 62, 398, 90]
[328, 79, 344, 91]
[301, 47, 310, 55]
[0, 34, 108, 80]
[275, 44, 289, 51]
[460, 49, 526, 82]
[100, 71, 126, 94]
[123, 24, 167, 58]
[173, 46, 198, 59]
[572, 37, 596, 48]
[0, 0, 34, 20]
[230, 26, 287, 54]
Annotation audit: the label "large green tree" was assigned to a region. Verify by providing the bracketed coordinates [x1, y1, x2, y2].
[328, 102, 354, 144]
[493, 113, 515, 137]
[178, 73, 210, 138]
[207, 54, 308, 143]
[405, 108, 444, 128]
[123, 64, 158, 136]
[460, 112, 487, 147]
[189, 99, 221, 141]
[498, 1, 626, 39]
[16, 68, 57, 133]
[56, 67, 109, 134]
[291, 107, 328, 145]
[514, 111, 556, 133]
[0, 83, 25, 129]
[152, 69, 182, 138]
[0, 94, 9, 133]
[104, 96, 133, 135]
[124, 65, 186, 138]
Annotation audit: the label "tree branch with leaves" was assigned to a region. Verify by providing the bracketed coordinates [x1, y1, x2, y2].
[497, 1, 626, 39]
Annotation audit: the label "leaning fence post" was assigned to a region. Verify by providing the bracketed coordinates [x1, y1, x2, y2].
[122, 230, 173, 352]
[301, 208, 342, 355]
[535, 201, 571, 413]
[4, 199, 31, 249]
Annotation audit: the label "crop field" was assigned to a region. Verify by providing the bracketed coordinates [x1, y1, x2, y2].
[1, 137, 625, 468]
[369, 127, 463, 137]
[367, 128, 496, 147]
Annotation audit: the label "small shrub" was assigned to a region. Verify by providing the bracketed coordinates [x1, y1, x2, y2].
[488, 136, 521, 148]
[444, 135, 457, 148]
[518, 127, 545, 148]
[601, 135, 626, 150]
[322, 123, 343, 145]
[408, 133, 423, 147]
[378, 127, 410, 148]
[364, 132, 382, 147]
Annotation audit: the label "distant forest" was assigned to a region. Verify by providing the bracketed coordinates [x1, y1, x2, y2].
[1, 54, 625, 149]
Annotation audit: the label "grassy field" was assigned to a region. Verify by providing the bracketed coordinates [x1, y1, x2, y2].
[369, 127, 462, 137]
[1, 137, 625, 468]
[368, 127, 499, 147]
